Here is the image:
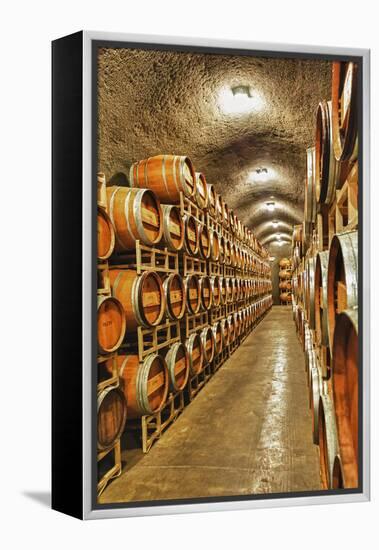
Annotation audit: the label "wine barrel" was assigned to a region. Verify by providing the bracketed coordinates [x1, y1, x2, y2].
[229, 242, 236, 268]
[233, 312, 240, 338]
[228, 314, 235, 343]
[220, 277, 227, 305]
[183, 214, 199, 256]
[210, 230, 220, 262]
[314, 251, 330, 348]
[219, 235, 226, 264]
[332, 455, 345, 489]
[184, 274, 201, 314]
[195, 172, 208, 209]
[210, 275, 222, 307]
[315, 100, 339, 206]
[318, 393, 340, 489]
[199, 275, 212, 310]
[107, 186, 163, 251]
[292, 245, 301, 269]
[220, 317, 230, 346]
[206, 184, 216, 217]
[201, 326, 215, 364]
[309, 363, 322, 444]
[279, 292, 292, 303]
[163, 273, 186, 321]
[279, 281, 291, 290]
[304, 146, 317, 225]
[292, 224, 303, 257]
[165, 342, 190, 392]
[98, 206, 115, 260]
[129, 154, 196, 203]
[215, 194, 223, 222]
[117, 354, 169, 418]
[198, 223, 211, 259]
[110, 269, 165, 331]
[224, 238, 232, 265]
[332, 307, 358, 488]
[327, 230, 358, 355]
[332, 61, 358, 163]
[231, 278, 239, 302]
[186, 333, 204, 375]
[161, 204, 185, 252]
[97, 386, 127, 451]
[229, 210, 235, 234]
[279, 258, 291, 269]
[279, 269, 291, 279]
[97, 295, 126, 354]
[212, 321, 223, 355]
[221, 199, 229, 229]
[305, 256, 316, 329]
[225, 277, 233, 303]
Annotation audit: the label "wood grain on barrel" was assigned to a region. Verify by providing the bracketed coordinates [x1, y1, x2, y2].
[97, 296, 126, 354]
[129, 155, 196, 203]
[97, 387, 127, 450]
[118, 354, 169, 418]
[110, 269, 165, 331]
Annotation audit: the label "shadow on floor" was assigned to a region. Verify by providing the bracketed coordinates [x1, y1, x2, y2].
[23, 491, 51, 508]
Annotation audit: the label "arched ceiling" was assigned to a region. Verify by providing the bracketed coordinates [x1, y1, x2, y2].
[98, 47, 331, 256]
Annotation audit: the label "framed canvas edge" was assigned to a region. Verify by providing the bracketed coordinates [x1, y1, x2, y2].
[81, 30, 370, 520]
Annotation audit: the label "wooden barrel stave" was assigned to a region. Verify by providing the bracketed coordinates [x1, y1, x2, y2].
[97, 206, 115, 260]
[327, 230, 358, 355]
[200, 326, 215, 364]
[97, 386, 127, 451]
[107, 186, 163, 251]
[129, 155, 196, 203]
[163, 273, 186, 320]
[165, 342, 190, 392]
[118, 353, 169, 418]
[318, 393, 341, 489]
[195, 172, 208, 209]
[199, 275, 212, 310]
[314, 250, 330, 349]
[183, 214, 199, 256]
[97, 295, 126, 353]
[184, 274, 201, 314]
[161, 204, 185, 251]
[110, 269, 165, 331]
[332, 307, 359, 488]
[332, 61, 358, 163]
[186, 333, 204, 375]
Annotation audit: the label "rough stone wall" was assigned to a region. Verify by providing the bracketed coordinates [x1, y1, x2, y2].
[97, 46, 331, 255]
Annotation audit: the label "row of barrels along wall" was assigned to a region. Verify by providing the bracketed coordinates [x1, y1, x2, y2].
[96, 175, 127, 491]
[97, 154, 272, 454]
[292, 60, 359, 490]
[278, 258, 292, 304]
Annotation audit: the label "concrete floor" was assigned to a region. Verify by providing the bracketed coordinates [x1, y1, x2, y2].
[100, 306, 321, 504]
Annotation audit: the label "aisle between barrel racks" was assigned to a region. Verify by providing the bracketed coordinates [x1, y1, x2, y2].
[99, 305, 320, 503]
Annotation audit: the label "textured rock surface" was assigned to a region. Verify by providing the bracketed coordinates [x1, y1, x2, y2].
[97, 46, 331, 252]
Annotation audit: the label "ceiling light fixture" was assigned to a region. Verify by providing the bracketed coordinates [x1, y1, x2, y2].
[232, 85, 251, 97]
[272, 220, 279, 227]
[266, 201, 275, 212]
[218, 86, 266, 115]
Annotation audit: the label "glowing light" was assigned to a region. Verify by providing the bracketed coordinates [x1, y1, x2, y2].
[249, 167, 277, 184]
[272, 220, 279, 227]
[266, 201, 275, 212]
[218, 86, 266, 115]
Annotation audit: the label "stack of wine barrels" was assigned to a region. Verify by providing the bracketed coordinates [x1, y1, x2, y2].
[96, 174, 128, 496]
[292, 61, 359, 490]
[97, 153, 273, 474]
[278, 258, 292, 304]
